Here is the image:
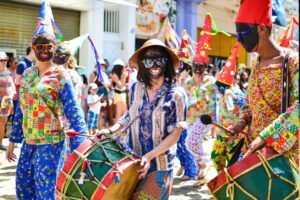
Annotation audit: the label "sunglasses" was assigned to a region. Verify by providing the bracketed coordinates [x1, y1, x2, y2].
[234, 26, 257, 43]
[142, 57, 168, 68]
[0, 59, 8, 62]
[34, 44, 56, 52]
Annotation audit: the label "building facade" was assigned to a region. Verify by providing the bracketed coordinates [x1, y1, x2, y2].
[0, 0, 137, 77]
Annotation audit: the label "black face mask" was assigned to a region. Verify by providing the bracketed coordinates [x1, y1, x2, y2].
[235, 23, 259, 52]
[34, 49, 53, 62]
[146, 63, 166, 79]
[193, 63, 206, 75]
[53, 46, 70, 65]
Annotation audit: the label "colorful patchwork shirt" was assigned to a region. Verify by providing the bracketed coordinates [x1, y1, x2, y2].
[183, 76, 218, 123]
[240, 51, 299, 159]
[118, 82, 188, 173]
[9, 65, 88, 145]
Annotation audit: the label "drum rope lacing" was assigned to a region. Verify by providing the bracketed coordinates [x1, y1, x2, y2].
[57, 138, 139, 199]
[223, 151, 299, 200]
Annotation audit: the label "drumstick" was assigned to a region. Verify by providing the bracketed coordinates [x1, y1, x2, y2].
[66, 130, 92, 138]
[200, 114, 231, 133]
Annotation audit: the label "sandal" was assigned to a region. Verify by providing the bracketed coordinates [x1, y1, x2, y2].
[0, 145, 7, 151]
[193, 178, 208, 187]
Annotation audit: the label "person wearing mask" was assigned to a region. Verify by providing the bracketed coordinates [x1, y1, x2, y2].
[6, 4, 87, 199]
[0, 52, 16, 150]
[225, 0, 298, 165]
[96, 39, 188, 199]
[15, 46, 35, 86]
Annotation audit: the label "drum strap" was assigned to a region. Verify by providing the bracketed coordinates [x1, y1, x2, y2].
[281, 50, 291, 113]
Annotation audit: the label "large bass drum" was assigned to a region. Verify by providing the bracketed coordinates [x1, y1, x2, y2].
[207, 147, 299, 200]
[56, 137, 141, 200]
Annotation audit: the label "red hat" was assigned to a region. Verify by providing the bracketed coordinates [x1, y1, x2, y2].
[235, 0, 273, 28]
[177, 29, 192, 63]
[193, 14, 212, 64]
[217, 42, 241, 86]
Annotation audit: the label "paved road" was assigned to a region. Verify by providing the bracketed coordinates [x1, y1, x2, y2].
[0, 137, 217, 200]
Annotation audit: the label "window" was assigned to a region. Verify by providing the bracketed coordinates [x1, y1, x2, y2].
[104, 8, 120, 33]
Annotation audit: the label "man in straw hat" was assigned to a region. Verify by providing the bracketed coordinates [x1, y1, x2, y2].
[97, 39, 188, 199]
[225, 0, 299, 164]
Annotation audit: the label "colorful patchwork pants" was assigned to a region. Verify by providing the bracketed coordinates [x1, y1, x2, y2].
[16, 141, 64, 200]
[133, 170, 173, 200]
[176, 129, 197, 178]
[185, 119, 212, 174]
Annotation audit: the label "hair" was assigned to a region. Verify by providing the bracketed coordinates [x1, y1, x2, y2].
[7, 57, 17, 69]
[26, 46, 31, 56]
[68, 56, 77, 69]
[179, 61, 192, 77]
[234, 73, 240, 80]
[111, 64, 124, 79]
[240, 71, 248, 82]
[137, 46, 176, 88]
[32, 33, 57, 46]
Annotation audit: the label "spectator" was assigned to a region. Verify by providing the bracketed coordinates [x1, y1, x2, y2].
[87, 83, 106, 134]
[110, 58, 128, 124]
[89, 60, 110, 130]
[7, 57, 19, 115]
[239, 71, 249, 94]
[15, 46, 35, 85]
[0, 52, 15, 150]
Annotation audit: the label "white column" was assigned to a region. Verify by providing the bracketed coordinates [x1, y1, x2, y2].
[79, 0, 104, 77]
[118, 0, 136, 63]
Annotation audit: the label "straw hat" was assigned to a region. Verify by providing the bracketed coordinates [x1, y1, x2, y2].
[129, 39, 180, 69]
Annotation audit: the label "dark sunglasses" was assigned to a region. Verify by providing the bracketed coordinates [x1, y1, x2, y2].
[0, 59, 8, 62]
[34, 44, 56, 52]
[234, 26, 257, 42]
[142, 57, 168, 68]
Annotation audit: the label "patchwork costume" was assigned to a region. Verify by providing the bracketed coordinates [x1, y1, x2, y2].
[240, 52, 299, 162]
[211, 87, 244, 172]
[175, 29, 197, 179]
[210, 42, 245, 172]
[183, 76, 217, 173]
[9, 65, 87, 200]
[118, 82, 188, 199]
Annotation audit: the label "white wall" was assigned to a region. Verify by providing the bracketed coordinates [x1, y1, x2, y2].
[118, 0, 136, 63]
[79, 0, 136, 77]
[197, 1, 239, 34]
[79, 0, 104, 78]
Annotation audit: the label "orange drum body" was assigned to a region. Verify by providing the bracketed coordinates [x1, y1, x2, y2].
[208, 147, 299, 200]
[56, 138, 141, 200]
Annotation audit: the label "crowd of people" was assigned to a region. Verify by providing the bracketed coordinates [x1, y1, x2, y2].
[0, 0, 298, 199]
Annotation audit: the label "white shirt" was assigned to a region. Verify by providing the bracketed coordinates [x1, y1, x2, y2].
[87, 94, 101, 114]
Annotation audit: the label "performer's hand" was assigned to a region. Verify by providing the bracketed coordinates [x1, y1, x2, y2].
[137, 154, 151, 179]
[94, 129, 111, 141]
[244, 136, 266, 158]
[225, 120, 246, 139]
[6, 142, 17, 163]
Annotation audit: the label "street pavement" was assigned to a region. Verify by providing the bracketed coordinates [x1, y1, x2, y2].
[0, 137, 217, 200]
